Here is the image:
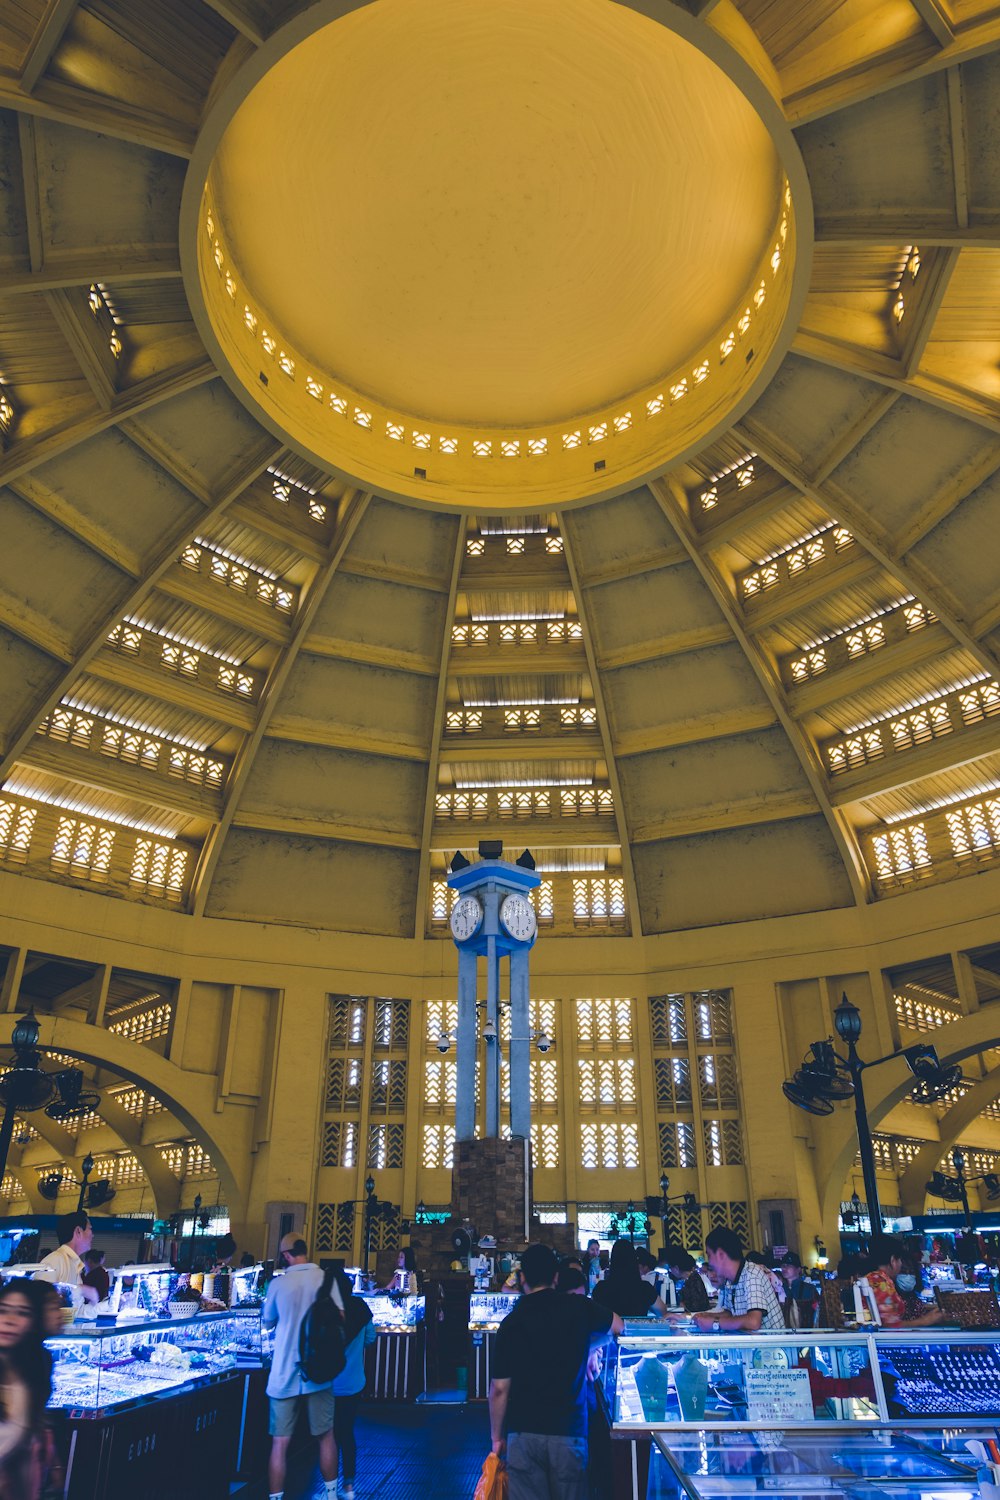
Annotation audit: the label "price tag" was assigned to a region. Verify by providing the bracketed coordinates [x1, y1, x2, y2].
[745, 1366, 813, 1423]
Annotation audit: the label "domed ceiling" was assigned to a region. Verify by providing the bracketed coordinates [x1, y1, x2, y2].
[1, 0, 1000, 939]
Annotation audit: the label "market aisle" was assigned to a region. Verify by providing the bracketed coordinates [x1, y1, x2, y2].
[236, 1401, 491, 1500]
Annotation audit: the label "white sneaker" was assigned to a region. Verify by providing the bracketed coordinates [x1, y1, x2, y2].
[341, 1486, 355, 1500]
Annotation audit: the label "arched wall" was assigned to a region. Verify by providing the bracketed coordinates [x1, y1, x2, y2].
[2, 857, 1000, 1257]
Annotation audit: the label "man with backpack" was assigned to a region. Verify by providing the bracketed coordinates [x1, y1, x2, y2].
[262, 1231, 346, 1500]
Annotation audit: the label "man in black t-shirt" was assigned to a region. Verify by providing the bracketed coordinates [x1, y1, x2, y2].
[490, 1243, 623, 1500]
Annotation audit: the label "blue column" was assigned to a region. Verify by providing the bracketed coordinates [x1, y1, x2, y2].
[455, 948, 478, 1141]
[485, 930, 500, 1137]
[509, 947, 531, 1141]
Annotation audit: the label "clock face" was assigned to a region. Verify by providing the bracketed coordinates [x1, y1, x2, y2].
[450, 894, 483, 942]
[500, 893, 537, 942]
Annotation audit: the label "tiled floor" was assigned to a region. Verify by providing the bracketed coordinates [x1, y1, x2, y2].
[242, 1401, 491, 1500]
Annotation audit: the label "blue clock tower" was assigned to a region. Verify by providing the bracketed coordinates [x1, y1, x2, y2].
[447, 842, 540, 1143]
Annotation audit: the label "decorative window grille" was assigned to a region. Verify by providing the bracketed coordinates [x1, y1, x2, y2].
[531, 1122, 560, 1168]
[659, 1121, 698, 1169]
[108, 1002, 172, 1046]
[330, 996, 366, 1050]
[575, 998, 633, 1047]
[655, 1056, 693, 1110]
[130, 839, 189, 901]
[579, 1121, 640, 1170]
[426, 1000, 458, 1045]
[51, 816, 114, 882]
[894, 993, 959, 1033]
[367, 1124, 404, 1170]
[870, 823, 932, 883]
[326, 1057, 363, 1112]
[0, 799, 35, 863]
[704, 1119, 744, 1167]
[572, 879, 626, 925]
[370, 1058, 407, 1114]
[698, 1053, 739, 1109]
[422, 1123, 455, 1169]
[323, 1121, 359, 1168]
[424, 1059, 458, 1108]
[577, 1058, 636, 1109]
[650, 995, 688, 1048]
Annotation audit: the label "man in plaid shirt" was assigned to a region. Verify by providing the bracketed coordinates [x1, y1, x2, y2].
[692, 1227, 785, 1333]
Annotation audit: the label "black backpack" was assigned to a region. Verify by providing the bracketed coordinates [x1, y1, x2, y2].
[298, 1266, 347, 1383]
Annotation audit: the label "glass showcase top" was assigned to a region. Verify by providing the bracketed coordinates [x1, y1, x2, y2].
[359, 1293, 425, 1329]
[608, 1330, 1000, 1431]
[648, 1428, 987, 1500]
[469, 1292, 521, 1329]
[611, 1334, 880, 1429]
[47, 1310, 261, 1416]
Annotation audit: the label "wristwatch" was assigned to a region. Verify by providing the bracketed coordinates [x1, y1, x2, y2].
[712, 1320, 721, 1331]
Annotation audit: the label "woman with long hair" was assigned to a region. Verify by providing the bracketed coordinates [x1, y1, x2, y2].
[0, 1278, 55, 1500]
[592, 1240, 667, 1318]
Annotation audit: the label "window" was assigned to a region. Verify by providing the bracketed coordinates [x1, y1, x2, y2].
[326, 1057, 363, 1112]
[322, 1122, 358, 1164]
[130, 839, 188, 901]
[580, 1121, 640, 1170]
[330, 995, 366, 1050]
[659, 1121, 697, 1169]
[424, 1059, 457, 1107]
[531, 1122, 560, 1168]
[650, 995, 687, 1047]
[576, 998, 633, 1047]
[704, 1118, 744, 1166]
[0, 799, 35, 864]
[367, 1123, 403, 1169]
[422, 1123, 455, 1169]
[51, 817, 114, 882]
[108, 1002, 172, 1046]
[654, 1056, 692, 1110]
[578, 1057, 636, 1109]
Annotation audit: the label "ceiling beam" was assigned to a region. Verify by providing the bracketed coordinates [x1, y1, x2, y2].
[910, 0, 956, 47]
[650, 478, 873, 907]
[437, 735, 605, 765]
[18, 739, 222, 822]
[814, 217, 1000, 247]
[44, 288, 120, 409]
[811, 390, 901, 487]
[947, 66, 970, 230]
[19, 0, 78, 93]
[783, 16, 1000, 125]
[412, 514, 468, 939]
[0, 78, 195, 158]
[190, 492, 371, 917]
[0, 357, 216, 489]
[560, 516, 644, 937]
[893, 443, 1000, 556]
[788, 338, 1000, 446]
[16, 114, 44, 273]
[9, 474, 143, 576]
[897, 247, 961, 379]
[0, 439, 281, 783]
[594, 622, 731, 670]
[1, 254, 182, 295]
[199, 0, 268, 46]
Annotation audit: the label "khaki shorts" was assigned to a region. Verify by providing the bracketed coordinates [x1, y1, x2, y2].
[269, 1388, 335, 1438]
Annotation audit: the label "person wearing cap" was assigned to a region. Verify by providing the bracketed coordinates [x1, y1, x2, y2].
[262, 1232, 343, 1500]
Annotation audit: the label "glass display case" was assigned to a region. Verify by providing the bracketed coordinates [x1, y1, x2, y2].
[357, 1294, 426, 1400]
[605, 1328, 1000, 1435]
[229, 1263, 266, 1308]
[609, 1332, 882, 1429]
[47, 1310, 262, 1417]
[468, 1291, 521, 1400]
[469, 1292, 520, 1330]
[646, 1427, 986, 1500]
[109, 1263, 178, 1318]
[360, 1293, 425, 1329]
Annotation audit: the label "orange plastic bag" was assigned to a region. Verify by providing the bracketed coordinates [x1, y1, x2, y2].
[473, 1451, 508, 1500]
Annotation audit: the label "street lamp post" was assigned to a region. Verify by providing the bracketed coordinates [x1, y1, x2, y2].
[925, 1148, 1000, 1232]
[783, 994, 961, 1247]
[832, 997, 885, 1238]
[0, 1011, 103, 1195]
[77, 1153, 95, 1214]
[364, 1175, 376, 1273]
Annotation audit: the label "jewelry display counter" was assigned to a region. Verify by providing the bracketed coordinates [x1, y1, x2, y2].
[467, 1291, 521, 1398]
[359, 1293, 426, 1400]
[46, 1309, 266, 1500]
[598, 1328, 1000, 1500]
